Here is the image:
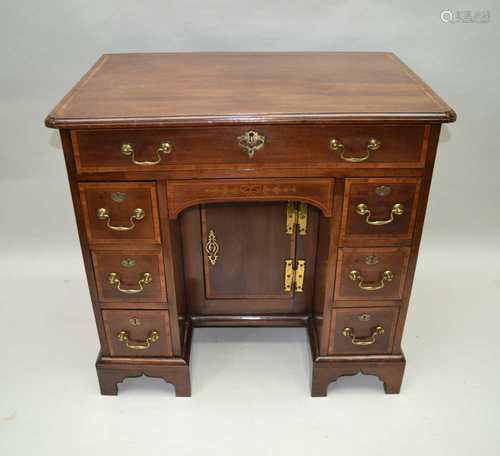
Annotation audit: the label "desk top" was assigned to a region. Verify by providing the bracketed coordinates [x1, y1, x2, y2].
[45, 52, 455, 129]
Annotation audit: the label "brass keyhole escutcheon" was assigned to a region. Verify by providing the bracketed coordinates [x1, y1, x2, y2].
[365, 255, 379, 265]
[129, 317, 142, 326]
[237, 130, 266, 158]
[205, 229, 219, 265]
[375, 185, 391, 197]
[121, 258, 136, 268]
[111, 192, 127, 203]
[359, 314, 371, 322]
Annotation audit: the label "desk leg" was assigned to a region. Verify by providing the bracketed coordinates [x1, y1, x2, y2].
[311, 356, 406, 396]
[96, 358, 191, 396]
[96, 313, 192, 396]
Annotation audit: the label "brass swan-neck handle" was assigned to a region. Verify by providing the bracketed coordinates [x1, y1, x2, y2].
[121, 142, 172, 166]
[96, 207, 145, 231]
[107, 272, 152, 294]
[117, 330, 160, 350]
[342, 325, 385, 346]
[330, 138, 381, 162]
[355, 203, 404, 226]
[349, 270, 394, 291]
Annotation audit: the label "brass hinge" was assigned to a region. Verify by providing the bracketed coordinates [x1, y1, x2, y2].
[286, 202, 308, 235]
[284, 259, 306, 292]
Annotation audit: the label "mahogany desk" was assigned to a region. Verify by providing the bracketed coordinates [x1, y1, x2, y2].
[45, 52, 456, 396]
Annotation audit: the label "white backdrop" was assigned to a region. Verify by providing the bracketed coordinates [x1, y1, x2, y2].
[1, 2, 499, 455]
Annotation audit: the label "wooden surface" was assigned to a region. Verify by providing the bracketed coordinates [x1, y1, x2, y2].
[47, 52, 456, 397]
[328, 307, 399, 355]
[72, 125, 428, 173]
[340, 177, 421, 245]
[91, 250, 167, 303]
[79, 182, 161, 244]
[166, 178, 335, 219]
[45, 52, 456, 128]
[102, 309, 173, 357]
[335, 247, 411, 300]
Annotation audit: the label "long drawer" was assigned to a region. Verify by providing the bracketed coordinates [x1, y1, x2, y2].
[72, 125, 428, 173]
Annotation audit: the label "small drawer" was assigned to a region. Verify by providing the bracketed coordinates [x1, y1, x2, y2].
[72, 125, 427, 173]
[92, 250, 167, 303]
[102, 310, 173, 357]
[329, 307, 399, 355]
[340, 178, 421, 244]
[335, 247, 410, 301]
[79, 182, 161, 244]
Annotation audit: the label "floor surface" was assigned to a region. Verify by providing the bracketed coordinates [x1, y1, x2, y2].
[1, 240, 499, 455]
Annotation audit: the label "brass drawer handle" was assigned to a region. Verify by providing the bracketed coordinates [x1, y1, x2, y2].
[96, 207, 145, 231]
[117, 330, 159, 350]
[121, 142, 172, 166]
[330, 138, 381, 162]
[342, 325, 385, 346]
[349, 269, 394, 291]
[355, 203, 404, 226]
[108, 272, 152, 294]
[237, 130, 266, 158]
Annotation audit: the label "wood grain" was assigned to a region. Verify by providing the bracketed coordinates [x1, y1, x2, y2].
[48, 52, 456, 396]
[328, 307, 399, 355]
[102, 309, 173, 357]
[72, 124, 428, 173]
[340, 177, 422, 245]
[45, 52, 456, 128]
[334, 247, 411, 300]
[167, 178, 335, 219]
[79, 182, 161, 244]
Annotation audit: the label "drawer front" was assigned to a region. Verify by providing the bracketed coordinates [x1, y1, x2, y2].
[340, 178, 421, 243]
[335, 247, 410, 300]
[103, 310, 173, 357]
[329, 307, 399, 355]
[92, 250, 167, 303]
[79, 183, 161, 244]
[167, 178, 334, 219]
[73, 125, 427, 172]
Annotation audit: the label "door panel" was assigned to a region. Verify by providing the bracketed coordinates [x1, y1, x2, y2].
[180, 202, 319, 316]
[202, 202, 293, 299]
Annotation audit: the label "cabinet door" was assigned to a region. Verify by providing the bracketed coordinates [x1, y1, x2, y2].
[202, 202, 293, 299]
[180, 202, 318, 316]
